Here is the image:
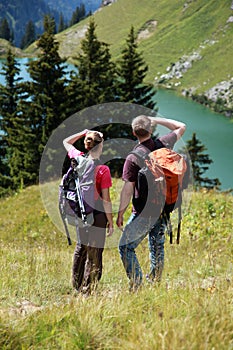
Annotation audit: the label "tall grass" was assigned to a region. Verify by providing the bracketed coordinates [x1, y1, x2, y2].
[0, 182, 232, 349]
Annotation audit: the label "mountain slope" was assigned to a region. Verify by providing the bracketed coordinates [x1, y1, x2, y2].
[26, 0, 232, 110]
[0, 0, 103, 48]
[0, 0, 58, 47]
[45, 0, 102, 20]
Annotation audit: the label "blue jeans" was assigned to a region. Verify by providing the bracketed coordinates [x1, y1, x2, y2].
[119, 213, 166, 286]
[148, 215, 166, 282]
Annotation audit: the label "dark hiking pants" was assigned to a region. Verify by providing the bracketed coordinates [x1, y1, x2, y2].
[72, 212, 107, 293]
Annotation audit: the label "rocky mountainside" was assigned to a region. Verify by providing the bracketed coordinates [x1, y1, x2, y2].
[0, 0, 102, 47]
[0, 0, 58, 47]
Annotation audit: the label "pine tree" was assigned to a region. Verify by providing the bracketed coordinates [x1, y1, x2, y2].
[79, 4, 86, 20]
[116, 26, 157, 110]
[69, 19, 139, 176]
[0, 50, 33, 191]
[185, 132, 221, 189]
[69, 4, 86, 27]
[70, 18, 116, 109]
[0, 18, 13, 42]
[20, 14, 74, 182]
[27, 15, 70, 152]
[58, 13, 67, 33]
[20, 20, 36, 49]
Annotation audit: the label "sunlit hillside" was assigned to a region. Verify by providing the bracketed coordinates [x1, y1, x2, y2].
[25, 0, 233, 96]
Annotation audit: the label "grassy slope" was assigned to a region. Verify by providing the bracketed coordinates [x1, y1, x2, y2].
[25, 0, 233, 95]
[0, 39, 27, 57]
[0, 182, 232, 349]
[95, 0, 233, 93]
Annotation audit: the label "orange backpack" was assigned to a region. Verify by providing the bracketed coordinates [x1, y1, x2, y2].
[146, 148, 187, 206]
[131, 147, 188, 243]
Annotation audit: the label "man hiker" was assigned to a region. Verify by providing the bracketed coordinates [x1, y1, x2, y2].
[116, 115, 186, 291]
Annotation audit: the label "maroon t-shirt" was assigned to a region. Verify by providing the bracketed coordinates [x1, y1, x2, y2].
[122, 132, 177, 183]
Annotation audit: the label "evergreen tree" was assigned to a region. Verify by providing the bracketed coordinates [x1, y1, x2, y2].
[58, 13, 67, 33]
[69, 19, 138, 176]
[79, 3, 86, 20]
[0, 50, 32, 191]
[0, 18, 13, 42]
[69, 4, 86, 27]
[20, 20, 36, 49]
[116, 26, 157, 110]
[185, 133, 221, 189]
[70, 18, 116, 110]
[26, 15, 71, 177]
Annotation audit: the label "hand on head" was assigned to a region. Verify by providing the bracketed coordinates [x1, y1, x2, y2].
[84, 130, 104, 151]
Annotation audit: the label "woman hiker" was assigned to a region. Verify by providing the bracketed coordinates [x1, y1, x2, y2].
[63, 129, 114, 295]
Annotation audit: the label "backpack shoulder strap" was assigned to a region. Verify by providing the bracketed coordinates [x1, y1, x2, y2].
[129, 149, 149, 169]
[130, 149, 148, 159]
[153, 138, 165, 150]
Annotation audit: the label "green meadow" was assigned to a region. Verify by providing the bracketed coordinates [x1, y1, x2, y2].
[0, 181, 232, 349]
